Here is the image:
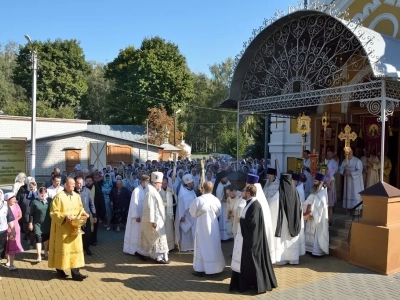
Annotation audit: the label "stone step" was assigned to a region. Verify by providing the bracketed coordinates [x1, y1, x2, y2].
[331, 218, 352, 230]
[329, 244, 350, 261]
[329, 226, 350, 239]
[329, 235, 350, 251]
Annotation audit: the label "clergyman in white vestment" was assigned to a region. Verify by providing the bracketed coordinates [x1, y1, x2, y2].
[303, 172, 329, 256]
[123, 175, 149, 257]
[190, 182, 225, 276]
[214, 171, 233, 241]
[159, 177, 176, 250]
[302, 150, 313, 199]
[225, 185, 244, 237]
[339, 149, 364, 210]
[292, 173, 305, 203]
[138, 172, 169, 264]
[175, 174, 197, 251]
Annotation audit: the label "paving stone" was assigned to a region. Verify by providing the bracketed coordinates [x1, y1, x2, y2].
[1, 225, 400, 299]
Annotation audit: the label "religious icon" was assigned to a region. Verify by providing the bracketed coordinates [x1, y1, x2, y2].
[296, 113, 311, 134]
[296, 158, 303, 173]
[319, 164, 328, 175]
[367, 124, 380, 138]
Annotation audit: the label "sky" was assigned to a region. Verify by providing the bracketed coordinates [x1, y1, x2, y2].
[0, 0, 298, 75]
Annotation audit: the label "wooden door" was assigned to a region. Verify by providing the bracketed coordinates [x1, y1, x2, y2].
[89, 142, 107, 171]
[107, 145, 132, 167]
[65, 150, 81, 175]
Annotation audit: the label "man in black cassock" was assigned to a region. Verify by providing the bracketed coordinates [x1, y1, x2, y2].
[230, 184, 277, 294]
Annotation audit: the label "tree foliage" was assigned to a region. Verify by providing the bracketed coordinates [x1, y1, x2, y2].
[146, 107, 181, 146]
[245, 115, 266, 158]
[13, 39, 90, 110]
[179, 58, 248, 156]
[78, 61, 112, 123]
[3, 100, 75, 119]
[105, 36, 194, 124]
[0, 42, 27, 108]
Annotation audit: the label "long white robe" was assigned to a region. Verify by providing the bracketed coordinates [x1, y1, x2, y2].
[326, 158, 339, 204]
[159, 187, 176, 250]
[138, 185, 169, 260]
[255, 182, 276, 264]
[303, 158, 313, 199]
[296, 183, 305, 203]
[189, 193, 226, 274]
[173, 177, 183, 196]
[123, 184, 148, 254]
[175, 186, 197, 251]
[226, 191, 244, 236]
[231, 198, 256, 272]
[215, 180, 233, 241]
[269, 190, 305, 265]
[303, 187, 329, 256]
[339, 156, 364, 209]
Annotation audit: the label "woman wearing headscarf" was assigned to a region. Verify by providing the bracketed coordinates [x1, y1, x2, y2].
[29, 187, 52, 262]
[20, 178, 38, 247]
[5, 192, 23, 270]
[110, 179, 131, 232]
[102, 173, 114, 230]
[12, 173, 26, 195]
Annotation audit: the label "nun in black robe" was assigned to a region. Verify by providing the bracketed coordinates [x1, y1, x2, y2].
[229, 198, 278, 294]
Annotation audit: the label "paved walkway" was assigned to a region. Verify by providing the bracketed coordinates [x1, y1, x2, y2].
[0, 183, 399, 299]
[1, 225, 400, 300]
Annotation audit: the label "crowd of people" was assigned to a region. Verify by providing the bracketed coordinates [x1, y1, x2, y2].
[0, 155, 333, 294]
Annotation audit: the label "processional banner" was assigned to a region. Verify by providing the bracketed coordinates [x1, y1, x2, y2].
[362, 116, 382, 155]
[310, 154, 319, 177]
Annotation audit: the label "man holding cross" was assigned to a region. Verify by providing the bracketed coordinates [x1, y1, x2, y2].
[339, 149, 364, 211]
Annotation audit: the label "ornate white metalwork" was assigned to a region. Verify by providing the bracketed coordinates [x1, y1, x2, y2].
[386, 80, 400, 101]
[229, 1, 348, 87]
[239, 81, 383, 115]
[240, 14, 374, 103]
[359, 81, 400, 122]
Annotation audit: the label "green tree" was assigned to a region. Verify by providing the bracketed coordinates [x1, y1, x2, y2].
[245, 115, 266, 158]
[0, 42, 27, 109]
[105, 36, 194, 124]
[79, 61, 112, 123]
[219, 127, 247, 157]
[179, 58, 238, 154]
[13, 39, 90, 110]
[3, 100, 75, 119]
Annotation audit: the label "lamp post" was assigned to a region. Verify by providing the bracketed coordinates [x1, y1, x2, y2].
[146, 119, 149, 162]
[173, 109, 181, 146]
[25, 35, 38, 178]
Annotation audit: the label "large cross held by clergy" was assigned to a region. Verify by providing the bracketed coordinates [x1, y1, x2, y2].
[338, 124, 358, 161]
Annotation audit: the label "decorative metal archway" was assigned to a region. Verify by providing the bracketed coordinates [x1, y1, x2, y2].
[227, 5, 400, 179]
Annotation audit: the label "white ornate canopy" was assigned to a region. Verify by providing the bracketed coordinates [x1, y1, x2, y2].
[224, 5, 400, 179]
[224, 9, 400, 120]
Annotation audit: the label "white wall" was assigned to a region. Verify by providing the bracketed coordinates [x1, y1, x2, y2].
[0, 116, 88, 139]
[269, 117, 310, 174]
[33, 131, 159, 177]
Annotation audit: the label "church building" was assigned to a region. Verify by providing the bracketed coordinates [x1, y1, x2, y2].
[222, 0, 400, 205]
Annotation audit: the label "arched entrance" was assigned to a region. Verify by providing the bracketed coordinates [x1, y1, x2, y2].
[223, 9, 400, 180]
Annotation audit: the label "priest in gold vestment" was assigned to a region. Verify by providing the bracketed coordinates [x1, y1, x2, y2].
[48, 177, 89, 281]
